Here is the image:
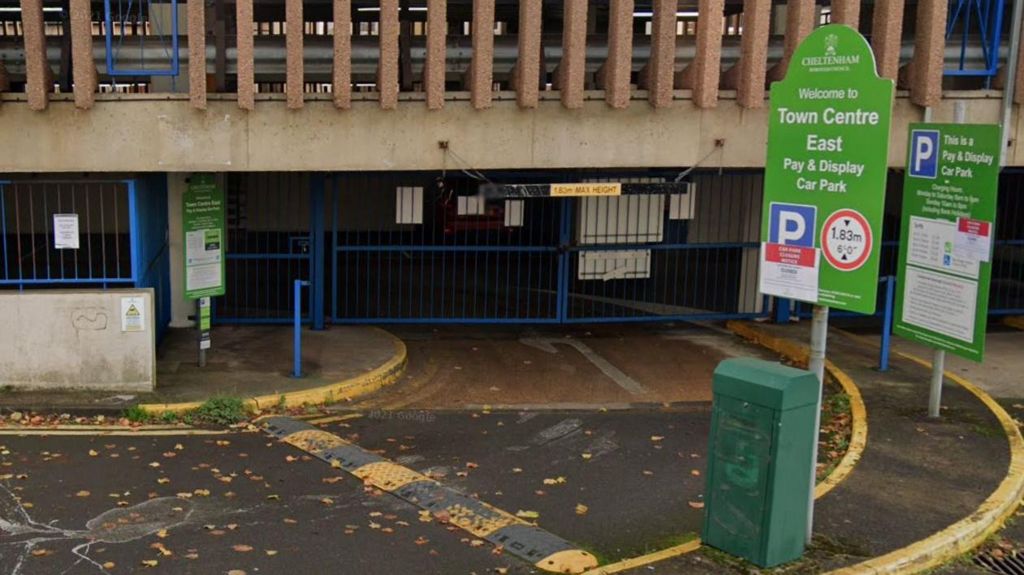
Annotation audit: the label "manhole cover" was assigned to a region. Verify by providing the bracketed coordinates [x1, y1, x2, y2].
[975, 551, 1024, 575]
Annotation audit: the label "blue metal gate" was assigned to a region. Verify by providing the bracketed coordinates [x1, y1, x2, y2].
[213, 173, 314, 324]
[329, 171, 770, 325]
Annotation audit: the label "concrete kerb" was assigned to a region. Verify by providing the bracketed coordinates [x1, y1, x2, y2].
[823, 347, 1024, 575]
[138, 327, 408, 415]
[1003, 316, 1024, 331]
[579, 320, 870, 575]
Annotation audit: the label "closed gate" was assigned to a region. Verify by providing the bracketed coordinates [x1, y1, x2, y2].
[329, 172, 769, 325]
[213, 173, 315, 323]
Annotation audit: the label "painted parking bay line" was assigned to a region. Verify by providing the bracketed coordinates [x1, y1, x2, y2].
[259, 416, 599, 574]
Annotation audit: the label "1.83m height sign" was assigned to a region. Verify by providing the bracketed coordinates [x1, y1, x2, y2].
[759, 25, 893, 314]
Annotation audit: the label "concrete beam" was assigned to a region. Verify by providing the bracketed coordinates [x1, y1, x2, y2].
[648, 0, 678, 109]
[768, 0, 814, 81]
[514, 0, 542, 108]
[20, 0, 48, 111]
[560, 0, 588, 109]
[910, 0, 948, 108]
[69, 0, 96, 109]
[831, 0, 860, 29]
[187, 0, 206, 110]
[470, 0, 495, 110]
[736, 0, 771, 109]
[604, 0, 634, 109]
[424, 0, 446, 109]
[237, 0, 255, 110]
[333, 0, 352, 109]
[871, 0, 904, 81]
[286, 0, 304, 109]
[1, 94, 1001, 171]
[682, 0, 725, 108]
[379, 0, 400, 109]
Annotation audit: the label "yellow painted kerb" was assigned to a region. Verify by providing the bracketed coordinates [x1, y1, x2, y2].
[824, 350, 1024, 575]
[725, 320, 869, 500]
[139, 327, 407, 415]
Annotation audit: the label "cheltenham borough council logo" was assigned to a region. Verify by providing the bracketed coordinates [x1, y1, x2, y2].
[825, 33, 838, 56]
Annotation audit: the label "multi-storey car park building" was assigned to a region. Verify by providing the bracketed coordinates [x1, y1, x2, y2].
[1, 0, 1024, 390]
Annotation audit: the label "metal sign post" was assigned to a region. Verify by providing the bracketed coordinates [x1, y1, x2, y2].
[758, 25, 893, 544]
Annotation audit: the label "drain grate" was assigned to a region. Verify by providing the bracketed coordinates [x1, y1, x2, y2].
[975, 551, 1024, 575]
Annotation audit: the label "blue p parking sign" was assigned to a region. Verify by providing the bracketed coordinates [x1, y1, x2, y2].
[909, 130, 940, 179]
[768, 202, 816, 247]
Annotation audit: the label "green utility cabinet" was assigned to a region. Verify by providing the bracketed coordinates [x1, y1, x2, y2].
[702, 358, 819, 567]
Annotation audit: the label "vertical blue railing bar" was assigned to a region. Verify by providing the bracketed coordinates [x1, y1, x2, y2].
[556, 198, 573, 322]
[127, 180, 141, 285]
[0, 181, 8, 283]
[293, 279, 310, 378]
[879, 275, 896, 371]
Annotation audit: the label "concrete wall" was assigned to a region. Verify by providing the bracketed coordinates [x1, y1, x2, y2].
[0, 91, 1013, 172]
[0, 289, 156, 391]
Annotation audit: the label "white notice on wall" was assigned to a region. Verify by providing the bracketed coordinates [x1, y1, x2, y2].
[901, 266, 977, 343]
[53, 214, 80, 250]
[121, 296, 146, 333]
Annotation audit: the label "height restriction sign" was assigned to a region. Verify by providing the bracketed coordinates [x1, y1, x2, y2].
[758, 25, 893, 315]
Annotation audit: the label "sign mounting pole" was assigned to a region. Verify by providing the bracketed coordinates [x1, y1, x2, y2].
[757, 25, 893, 545]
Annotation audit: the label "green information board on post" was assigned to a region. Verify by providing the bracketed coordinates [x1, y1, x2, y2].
[759, 25, 893, 315]
[894, 124, 1000, 362]
[183, 174, 226, 300]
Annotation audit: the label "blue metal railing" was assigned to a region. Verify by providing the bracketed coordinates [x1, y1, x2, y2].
[945, 0, 1006, 80]
[293, 279, 311, 378]
[103, 0, 180, 77]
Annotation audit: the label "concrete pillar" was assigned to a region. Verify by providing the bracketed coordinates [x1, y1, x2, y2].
[69, 0, 95, 109]
[470, 0, 495, 109]
[684, 0, 724, 109]
[831, 0, 860, 29]
[560, 0, 588, 109]
[871, 0, 904, 81]
[20, 0, 48, 111]
[514, 0, 542, 109]
[604, 0, 634, 109]
[188, 0, 207, 109]
[237, 0, 255, 110]
[286, 0, 304, 109]
[167, 174, 194, 328]
[648, 0, 678, 109]
[379, 0, 399, 109]
[736, 0, 771, 109]
[768, 0, 814, 81]
[333, 0, 352, 109]
[910, 0, 948, 108]
[424, 0, 446, 109]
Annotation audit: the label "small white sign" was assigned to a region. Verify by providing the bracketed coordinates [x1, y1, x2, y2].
[759, 242, 821, 303]
[120, 296, 145, 333]
[53, 214, 80, 250]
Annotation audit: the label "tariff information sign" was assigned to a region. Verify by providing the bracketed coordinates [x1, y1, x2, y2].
[183, 174, 226, 300]
[759, 25, 893, 314]
[894, 123, 1000, 362]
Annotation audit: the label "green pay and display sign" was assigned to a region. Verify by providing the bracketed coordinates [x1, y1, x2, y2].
[759, 25, 893, 315]
[894, 124, 1000, 362]
[183, 174, 226, 300]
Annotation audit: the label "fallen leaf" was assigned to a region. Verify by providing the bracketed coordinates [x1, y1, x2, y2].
[642, 470, 654, 476]
[688, 501, 705, 509]
[542, 476, 566, 485]
[690, 469, 701, 477]
[418, 510, 433, 523]
[515, 510, 539, 520]
[575, 504, 589, 515]
[581, 453, 592, 460]
[232, 544, 253, 553]
[322, 477, 343, 484]
[321, 498, 334, 505]
[174, 443, 184, 450]
[75, 490, 90, 497]
[141, 559, 158, 567]
[88, 450, 99, 457]
[469, 539, 485, 547]
[415, 536, 430, 545]
[156, 529, 168, 538]
[227, 570, 246, 575]
[266, 549, 279, 556]
[511, 468, 523, 474]
[650, 436, 665, 442]
[102, 561, 115, 569]
[31, 549, 52, 557]
[157, 478, 171, 484]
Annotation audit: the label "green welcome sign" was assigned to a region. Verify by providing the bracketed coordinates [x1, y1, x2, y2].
[894, 123, 1000, 362]
[183, 174, 226, 300]
[759, 25, 894, 315]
